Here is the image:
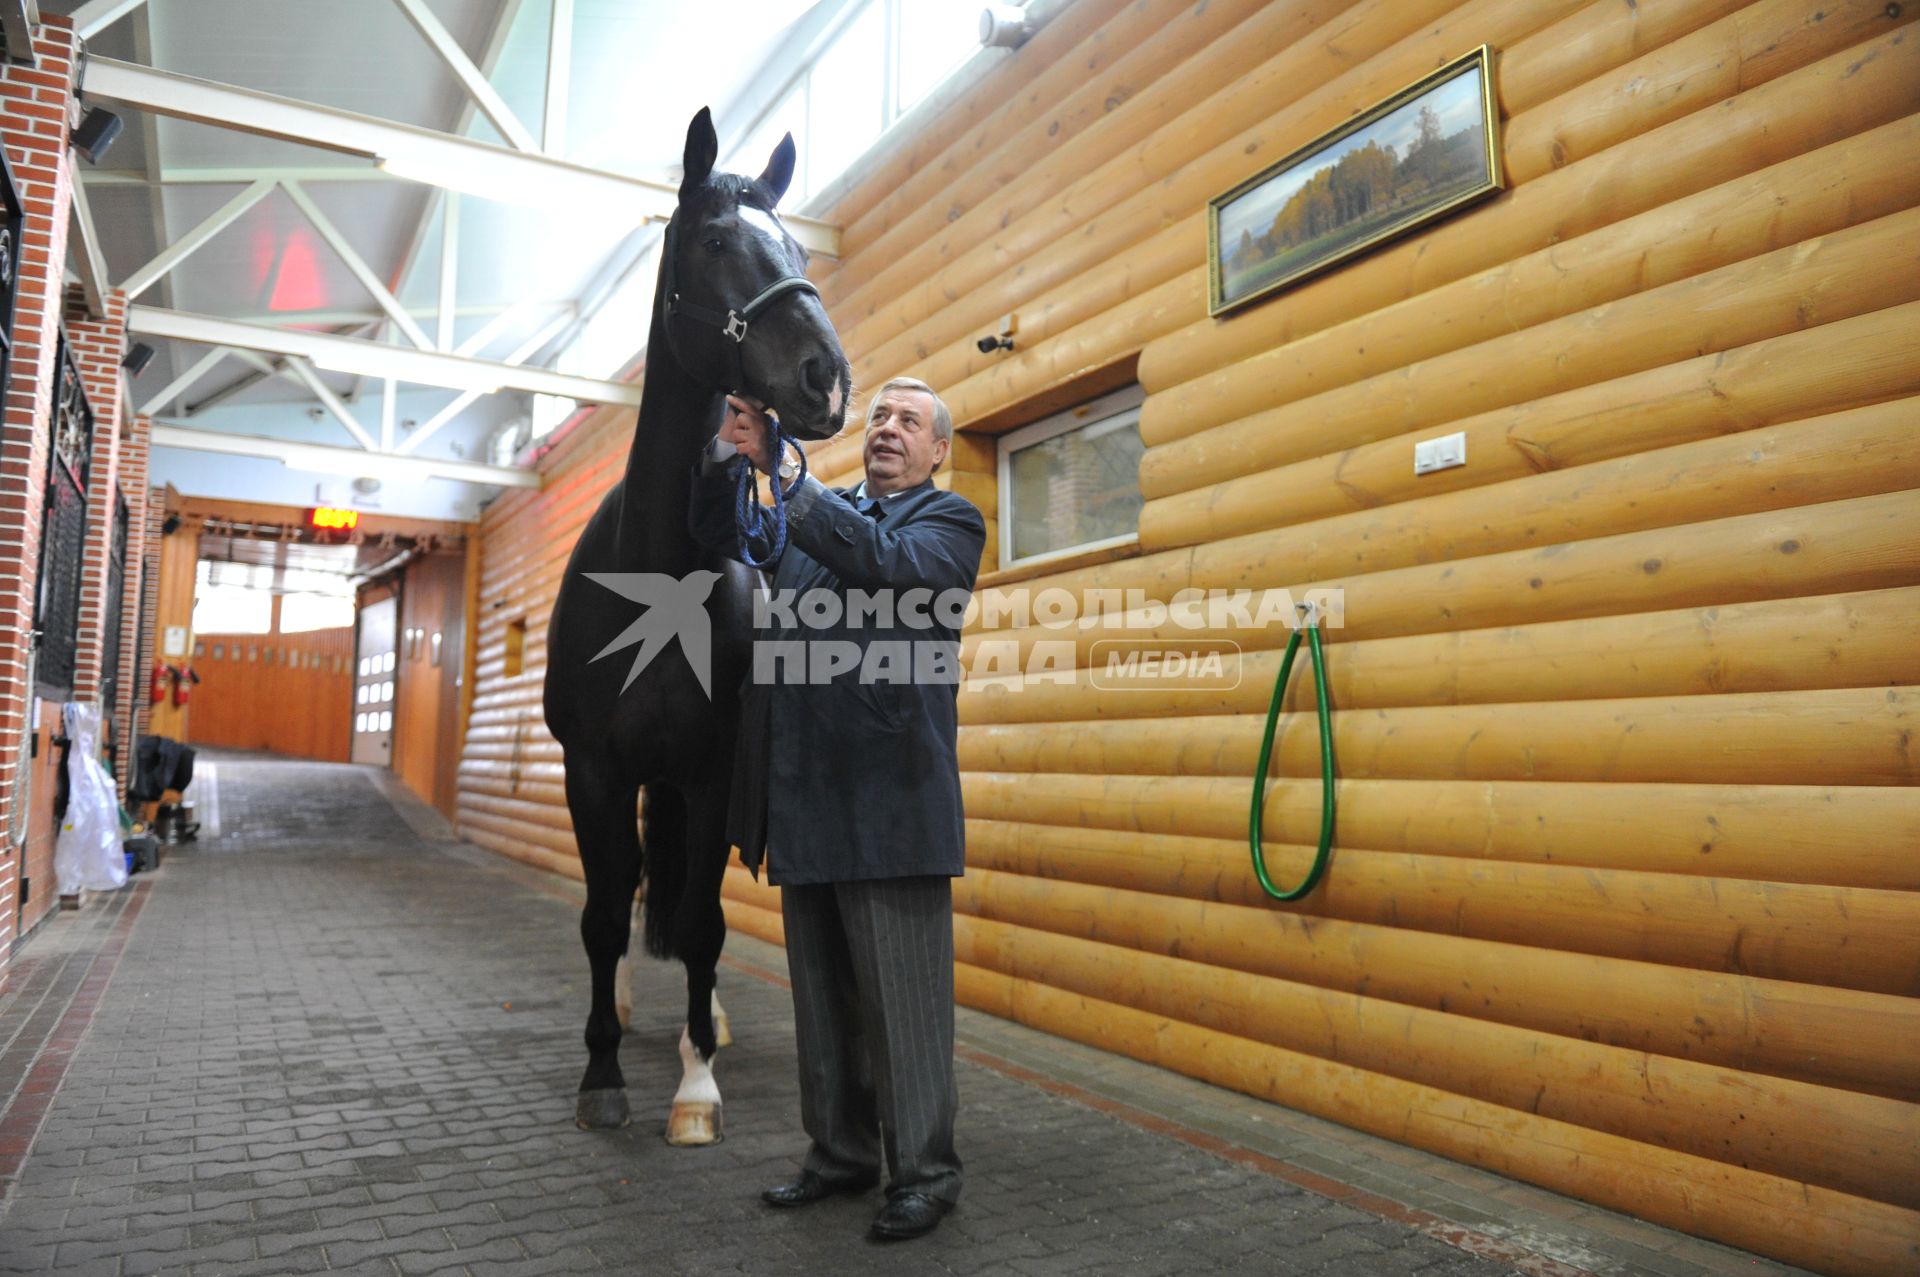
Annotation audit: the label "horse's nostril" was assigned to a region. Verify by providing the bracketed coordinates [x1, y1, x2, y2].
[801, 356, 832, 396]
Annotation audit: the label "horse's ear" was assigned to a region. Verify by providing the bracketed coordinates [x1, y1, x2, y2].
[758, 132, 796, 206]
[682, 107, 718, 196]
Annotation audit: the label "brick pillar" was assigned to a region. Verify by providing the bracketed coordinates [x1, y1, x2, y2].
[65, 287, 128, 707]
[115, 415, 152, 800]
[0, 16, 81, 957]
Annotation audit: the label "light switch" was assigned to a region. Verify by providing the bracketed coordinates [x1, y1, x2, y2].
[1414, 431, 1467, 475]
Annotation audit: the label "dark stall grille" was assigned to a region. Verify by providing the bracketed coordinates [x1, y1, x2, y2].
[0, 147, 21, 392]
[35, 335, 93, 699]
[101, 489, 131, 717]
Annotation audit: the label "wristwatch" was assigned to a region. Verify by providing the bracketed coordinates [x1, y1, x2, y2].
[777, 449, 800, 482]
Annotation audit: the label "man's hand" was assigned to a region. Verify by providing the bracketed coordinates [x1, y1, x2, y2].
[720, 395, 777, 475]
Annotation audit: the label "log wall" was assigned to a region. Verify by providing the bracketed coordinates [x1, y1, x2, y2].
[459, 3, 1920, 1269]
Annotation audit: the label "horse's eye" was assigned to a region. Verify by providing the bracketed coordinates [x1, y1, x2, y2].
[703, 237, 725, 255]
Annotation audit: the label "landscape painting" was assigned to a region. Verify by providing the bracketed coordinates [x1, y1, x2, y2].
[1209, 47, 1503, 315]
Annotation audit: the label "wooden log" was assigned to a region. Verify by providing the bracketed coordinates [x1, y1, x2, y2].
[720, 892, 785, 949]
[950, 866, 1920, 1102]
[951, 913, 1920, 1204]
[961, 819, 1920, 1001]
[1148, 391, 1920, 575]
[837, 0, 1577, 373]
[1502, 0, 1914, 186]
[809, 0, 1138, 231]
[1143, 301, 1920, 552]
[460, 825, 584, 882]
[956, 688, 1920, 787]
[1139, 206, 1920, 494]
[1495, 0, 1756, 116]
[956, 967, 1920, 1277]
[1136, 25, 1920, 398]
[964, 491, 1920, 668]
[958, 772, 1920, 893]
[827, 0, 1289, 299]
[1138, 113, 1920, 459]
[961, 585, 1920, 738]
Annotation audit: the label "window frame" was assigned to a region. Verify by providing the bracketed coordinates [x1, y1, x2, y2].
[995, 383, 1146, 573]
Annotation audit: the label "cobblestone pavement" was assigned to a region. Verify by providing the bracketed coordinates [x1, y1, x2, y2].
[0, 756, 1810, 1277]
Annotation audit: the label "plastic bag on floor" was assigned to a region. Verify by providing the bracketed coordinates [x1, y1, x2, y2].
[55, 703, 129, 894]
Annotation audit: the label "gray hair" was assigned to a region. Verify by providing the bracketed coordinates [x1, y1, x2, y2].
[865, 376, 953, 453]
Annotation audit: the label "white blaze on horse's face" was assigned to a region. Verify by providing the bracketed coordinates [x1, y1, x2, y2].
[736, 204, 785, 246]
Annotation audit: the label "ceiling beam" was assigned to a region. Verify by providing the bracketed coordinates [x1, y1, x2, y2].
[119, 177, 275, 300]
[399, 307, 571, 456]
[436, 193, 459, 350]
[1, 0, 40, 66]
[65, 167, 110, 316]
[150, 423, 542, 489]
[81, 56, 840, 255]
[284, 356, 378, 450]
[68, 0, 143, 40]
[85, 166, 394, 185]
[140, 347, 227, 416]
[543, 0, 572, 155]
[131, 305, 645, 405]
[391, 0, 538, 153]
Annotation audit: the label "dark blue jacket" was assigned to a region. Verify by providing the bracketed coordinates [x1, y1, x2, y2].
[689, 462, 986, 885]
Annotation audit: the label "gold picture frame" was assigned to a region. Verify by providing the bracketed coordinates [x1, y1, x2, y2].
[1208, 45, 1504, 317]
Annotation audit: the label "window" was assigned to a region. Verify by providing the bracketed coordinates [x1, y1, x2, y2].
[998, 385, 1146, 570]
[280, 593, 354, 633]
[719, 0, 988, 207]
[505, 616, 528, 678]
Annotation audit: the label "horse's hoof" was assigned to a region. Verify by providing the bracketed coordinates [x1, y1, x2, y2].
[576, 1089, 631, 1130]
[665, 1100, 722, 1146]
[713, 1012, 733, 1049]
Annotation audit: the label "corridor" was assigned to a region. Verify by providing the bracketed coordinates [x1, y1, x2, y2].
[0, 757, 1808, 1276]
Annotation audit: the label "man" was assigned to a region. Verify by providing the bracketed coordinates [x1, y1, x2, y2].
[688, 376, 985, 1241]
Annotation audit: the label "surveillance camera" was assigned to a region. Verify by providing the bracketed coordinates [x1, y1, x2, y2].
[976, 334, 1014, 354]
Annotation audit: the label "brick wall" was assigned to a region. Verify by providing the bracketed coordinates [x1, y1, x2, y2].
[0, 17, 80, 960]
[65, 287, 127, 706]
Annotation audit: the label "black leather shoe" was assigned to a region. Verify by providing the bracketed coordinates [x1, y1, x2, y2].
[760, 1170, 878, 1208]
[868, 1192, 952, 1240]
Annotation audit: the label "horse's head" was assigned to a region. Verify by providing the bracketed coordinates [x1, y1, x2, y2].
[661, 108, 850, 442]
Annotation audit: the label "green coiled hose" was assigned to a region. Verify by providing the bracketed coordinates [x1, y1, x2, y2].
[1248, 611, 1335, 901]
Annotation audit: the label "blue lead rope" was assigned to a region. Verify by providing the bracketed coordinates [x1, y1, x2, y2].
[731, 414, 809, 568]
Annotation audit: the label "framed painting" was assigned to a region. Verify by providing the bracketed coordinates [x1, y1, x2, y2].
[1208, 45, 1504, 316]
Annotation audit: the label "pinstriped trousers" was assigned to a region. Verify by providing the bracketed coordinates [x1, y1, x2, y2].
[780, 875, 962, 1205]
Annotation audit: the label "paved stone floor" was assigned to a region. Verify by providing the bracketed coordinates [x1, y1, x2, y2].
[0, 754, 1816, 1276]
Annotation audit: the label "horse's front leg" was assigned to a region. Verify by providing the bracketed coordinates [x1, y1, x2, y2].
[665, 785, 732, 1146]
[565, 758, 643, 1130]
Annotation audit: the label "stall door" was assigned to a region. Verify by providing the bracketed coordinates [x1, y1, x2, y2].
[351, 596, 397, 766]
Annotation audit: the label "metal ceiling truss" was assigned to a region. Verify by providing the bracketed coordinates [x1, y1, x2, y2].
[129, 305, 643, 406]
[79, 57, 839, 253]
[69, 0, 840, 491]
[149, 423, 539, 489]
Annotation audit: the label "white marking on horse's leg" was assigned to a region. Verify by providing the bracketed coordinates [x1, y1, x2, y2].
[666, 1025, 724, 1146]
[614, 897, 640, 1030]
[711, 990, 732, 1049]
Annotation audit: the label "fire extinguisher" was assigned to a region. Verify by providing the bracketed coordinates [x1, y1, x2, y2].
[171, 665, 201, 707]
[150, 661, 171, 704]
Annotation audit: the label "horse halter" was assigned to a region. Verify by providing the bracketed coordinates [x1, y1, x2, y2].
[659, 212, 820, 395]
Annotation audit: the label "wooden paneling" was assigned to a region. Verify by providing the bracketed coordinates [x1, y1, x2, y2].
[190, 628, 353, 761]
[393, 552, 465, 818]
[462, 4, 1920, 1270]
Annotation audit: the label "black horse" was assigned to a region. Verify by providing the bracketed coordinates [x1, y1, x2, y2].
[544, 108, 850, 1139]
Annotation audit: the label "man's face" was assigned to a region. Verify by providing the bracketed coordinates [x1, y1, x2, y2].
[862, 388, 948, 495]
